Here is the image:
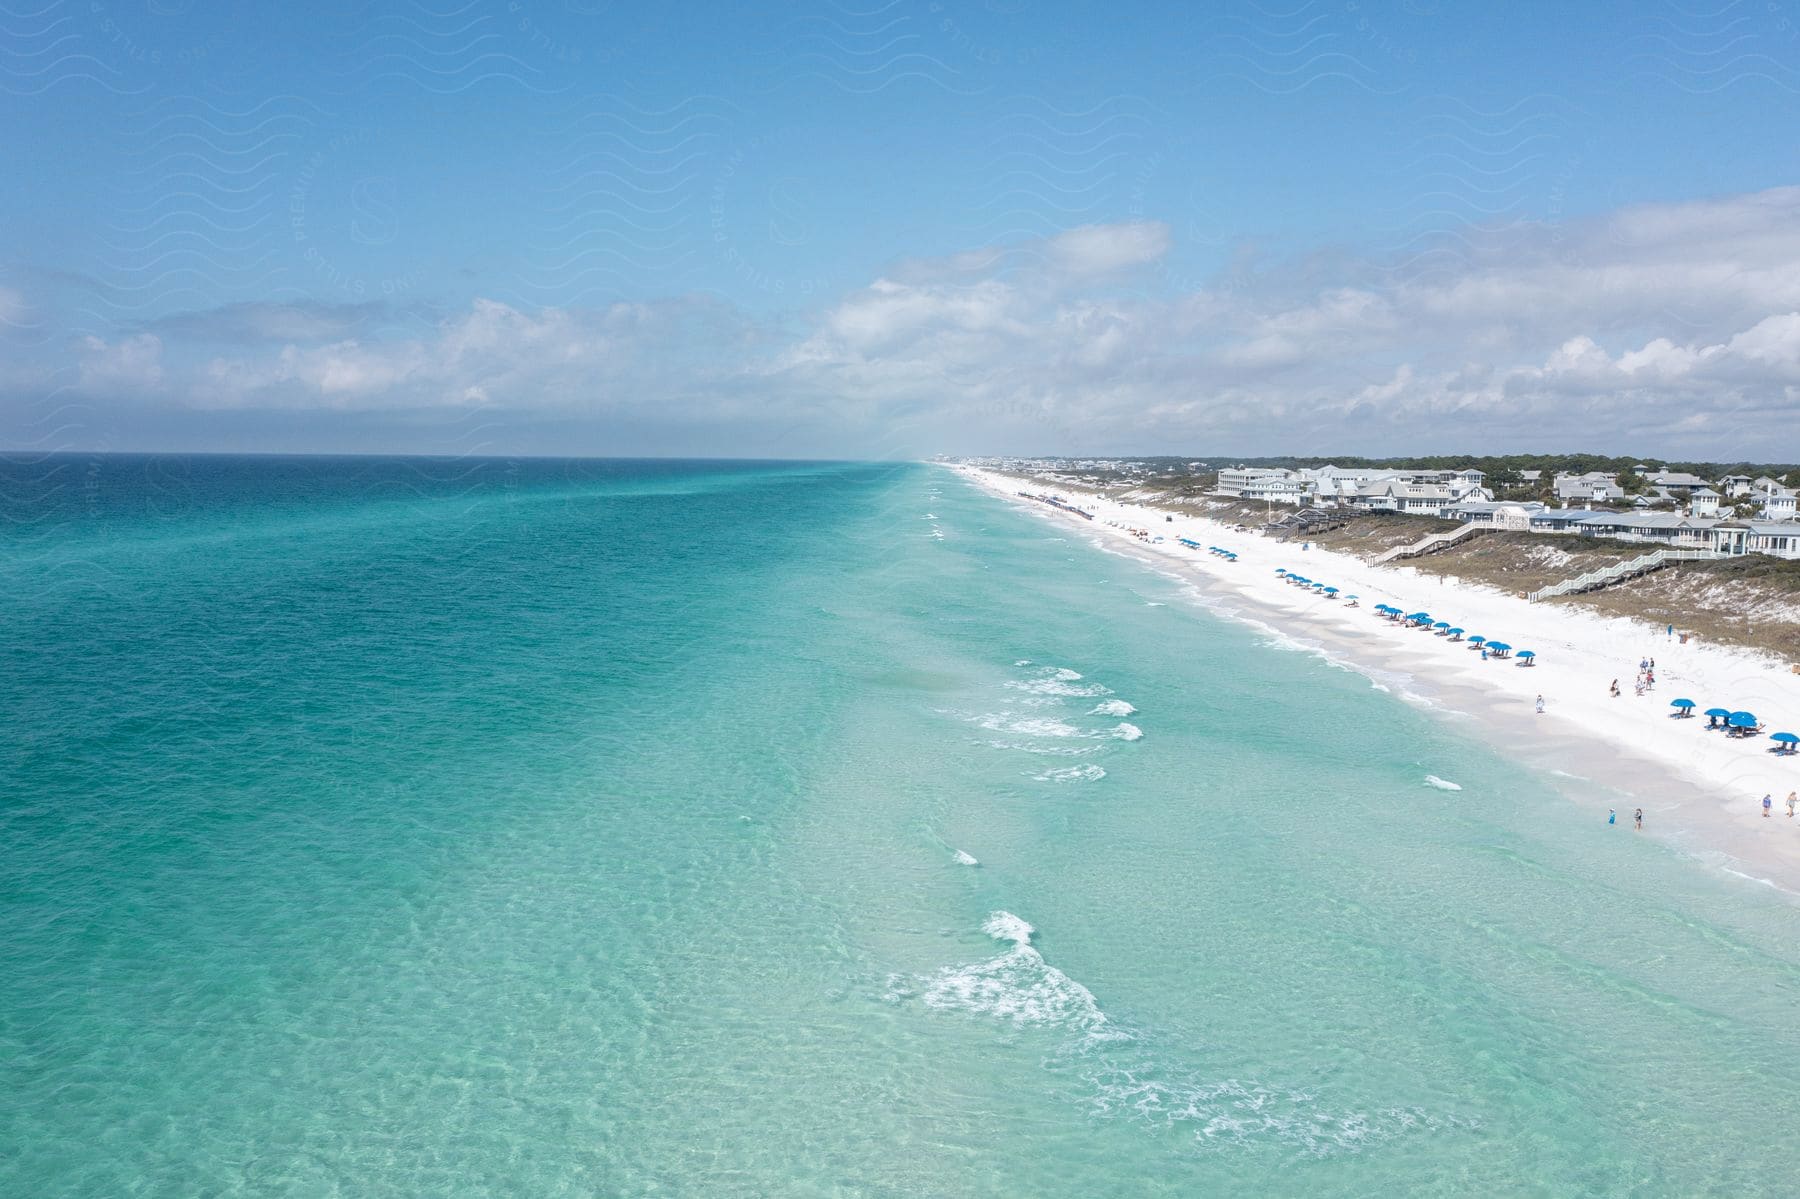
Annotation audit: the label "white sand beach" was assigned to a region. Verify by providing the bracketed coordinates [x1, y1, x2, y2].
[957, 466, 1800, 894]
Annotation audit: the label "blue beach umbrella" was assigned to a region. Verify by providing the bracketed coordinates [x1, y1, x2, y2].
[1432, 621, 1450, 629]
[1324, 586, 1339, 594]
[1729, 711, 1757, 727]
[1275, 568, 1287, 575]
[1703, 707, 1731, 718]
[1670, 698, 1695, 709]
[1446, 627, 1463, 636]
[1468, 635, 1486, 645]
[1771, 732, 1798, 747]
[1519, 650, 1535, 659]
[1487, 642, 1512, 654]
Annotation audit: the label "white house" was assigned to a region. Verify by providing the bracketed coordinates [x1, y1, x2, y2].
[1573, 512, 1733, 552]
[1214, 467, 1300, 502]
[1454, 500, 1545, 529]
[1760, 485, 1797, 522]
[1688, 487, 1721, 518]
[1645, 470, 1711, 493]
[1552, 471, 1625, 505]
[1743, 521, 1800, 559]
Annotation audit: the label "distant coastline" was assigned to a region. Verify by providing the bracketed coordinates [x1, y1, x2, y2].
[955, 462, 1800, 896]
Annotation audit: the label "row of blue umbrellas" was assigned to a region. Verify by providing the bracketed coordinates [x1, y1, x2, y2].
[1668, 699, 1796, 751]
[1367, 606, 1534, 663]
[1274, 569, 1350, 600]
[1185, 539, 1237, 560]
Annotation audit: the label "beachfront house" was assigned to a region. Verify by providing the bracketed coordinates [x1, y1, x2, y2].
[1530, 508, 1616, 534]
[1214, 467, 1307, 504]
[1743, 521, 1800, 559]
[1572, 512, 1738, 553]
[1688, 487, 1721, 517]
[1453, 500, 1545, 529]
[1720, 474, 1754, 498]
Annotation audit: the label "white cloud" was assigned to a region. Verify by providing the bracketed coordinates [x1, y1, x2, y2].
[78, 333, 164, 393]
[1044, 221, 1172, 277]
[0, 285, 27, 327]
[29, 191, 1800, 457]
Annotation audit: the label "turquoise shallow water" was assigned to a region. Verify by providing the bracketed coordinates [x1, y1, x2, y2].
[3, 455, 1799, 1196]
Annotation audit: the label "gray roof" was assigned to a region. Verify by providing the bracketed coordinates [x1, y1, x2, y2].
[1576, 512, 1721, 530]
[1531, 508, 1614, 523]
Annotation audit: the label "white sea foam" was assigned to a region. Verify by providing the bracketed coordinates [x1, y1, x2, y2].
[983, 911, 1034, 945]
[1082, 1059, 1472, 1157]
[1006, 677, 1114, 698]
[954, 849, 979, 866]
[977, 714, 1083, 738]
[984, 739, 1101, 756]
[901, 912, 1123, 1043]
[1090, 699, 1137, 717]
[1033, 764, 1107, 782]
[1424, 775, 1463, 791]
[1110, 722, 1144, 741]
[1013, 659, 1033, 667]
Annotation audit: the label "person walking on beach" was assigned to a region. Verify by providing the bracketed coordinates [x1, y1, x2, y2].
[1788, 791, 1797, 818]
[1608, 808, 1616, 825]
[1610, 679, 1620, 697]
[1763, 794, 1774, 817]
[1535, 695, 1545, 714]
[1634, 807, 1643, 830]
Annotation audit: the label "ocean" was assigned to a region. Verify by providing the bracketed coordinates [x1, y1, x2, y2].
[3, 455, 1797, 1196]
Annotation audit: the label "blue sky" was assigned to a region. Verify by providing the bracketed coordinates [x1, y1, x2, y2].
[5, 0, 1800, 458]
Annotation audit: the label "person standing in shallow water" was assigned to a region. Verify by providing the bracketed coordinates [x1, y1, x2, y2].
[1608, 808, 1616, 826]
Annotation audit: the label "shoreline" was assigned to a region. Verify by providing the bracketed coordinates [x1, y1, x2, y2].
[952, 465, 1800, 897]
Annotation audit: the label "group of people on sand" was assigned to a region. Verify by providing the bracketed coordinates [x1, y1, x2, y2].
[1609, 658, 1657, 698]
[1761, 792, 1800, 818]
